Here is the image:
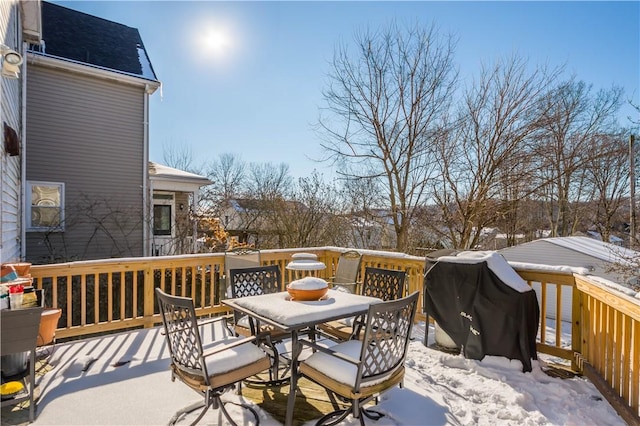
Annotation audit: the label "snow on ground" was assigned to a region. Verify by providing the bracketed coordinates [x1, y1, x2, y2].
[27, 321, 624, 426]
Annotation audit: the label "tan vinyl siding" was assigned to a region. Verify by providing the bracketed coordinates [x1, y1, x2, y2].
[25, 64, 146, 263]
[1, 0, 23, 263]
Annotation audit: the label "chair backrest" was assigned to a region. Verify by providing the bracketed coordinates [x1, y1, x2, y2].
[229, 265, 282, 298]
[229, 265, 281, 324]
[361, 267, 406, 301]
[155, 288, 207, 380]
[224, 247, 261, 279]
[1, 307, 43, 355]
[356, 291, 419, 388]
[332, 250, 362, 285]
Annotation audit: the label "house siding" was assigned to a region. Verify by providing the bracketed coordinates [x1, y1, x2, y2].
[25, 64, 146, 263]
[0, 0, 23, 263]
[500, 240, 617, 323]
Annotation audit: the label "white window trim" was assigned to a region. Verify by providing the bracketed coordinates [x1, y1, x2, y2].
[152, 192, 175, 238]
[26, 181, 65, 232]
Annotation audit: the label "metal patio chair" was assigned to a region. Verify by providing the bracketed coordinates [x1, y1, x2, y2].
[1, 307, 43, 423]
[223, 247, 261, 298]
[318, 267, 407, 342]
[229, 264, 291, 384]
[299, 291, 419, 426]
[156, 288, 270, 426]
[327, 250, 362, 294]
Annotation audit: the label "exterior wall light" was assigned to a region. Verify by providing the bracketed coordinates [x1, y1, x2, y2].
[1, 45, 23, 79]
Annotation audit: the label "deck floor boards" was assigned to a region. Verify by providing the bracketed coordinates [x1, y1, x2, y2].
[242, 373, 351, 425]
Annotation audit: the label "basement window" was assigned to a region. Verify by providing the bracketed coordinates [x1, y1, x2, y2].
[27, 181, 65, 231]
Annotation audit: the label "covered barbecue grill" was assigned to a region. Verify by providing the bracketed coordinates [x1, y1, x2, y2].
[423, 251, 540, 372]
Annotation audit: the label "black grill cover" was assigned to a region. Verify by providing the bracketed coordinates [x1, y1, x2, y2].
[423, 259, 539, 372]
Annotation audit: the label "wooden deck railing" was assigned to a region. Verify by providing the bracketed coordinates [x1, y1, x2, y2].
[514, 268, 640, 424]
[572, 274, 640, 424]
[29, 247, 639, 422]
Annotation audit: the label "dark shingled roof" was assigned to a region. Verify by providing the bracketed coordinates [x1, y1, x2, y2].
[39, 1, 157, 80]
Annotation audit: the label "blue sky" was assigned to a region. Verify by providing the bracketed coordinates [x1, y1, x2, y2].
[54, 1, 639, 179]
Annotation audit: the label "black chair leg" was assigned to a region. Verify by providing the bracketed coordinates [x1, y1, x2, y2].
[168, 399, 208, 425]
[315, 408, 350, 426]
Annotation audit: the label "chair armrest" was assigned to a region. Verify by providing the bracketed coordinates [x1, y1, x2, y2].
[202, 335, 259, 359]
[162, 316, 229, 336]
[200, 315, 236, 335]
[328, 281, 362, 294]
[197, 316, 228, 327]
[299, 339, 361, 366]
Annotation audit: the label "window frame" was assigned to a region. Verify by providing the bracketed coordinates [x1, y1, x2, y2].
[152, 192, 175, 237]
[26, 181, 65, 232]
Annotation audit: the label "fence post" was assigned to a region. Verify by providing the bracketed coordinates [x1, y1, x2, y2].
[571, 277, 582, 372]
[143, 265, 155, 328]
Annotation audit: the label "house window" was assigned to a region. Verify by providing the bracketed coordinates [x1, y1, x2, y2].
[27, 181, 64, 231]
[153, 204, 172, 236]
[153, 192, 174, 236]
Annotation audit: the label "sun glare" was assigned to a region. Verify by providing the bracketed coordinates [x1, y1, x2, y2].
[192, 18, 243, 69]
[205, 28, 231, 57]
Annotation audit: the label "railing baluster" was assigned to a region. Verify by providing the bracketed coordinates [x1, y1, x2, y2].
[143, 265, 154, 328]
[80, 274, 86, 327]
[93, 273, 99, 325]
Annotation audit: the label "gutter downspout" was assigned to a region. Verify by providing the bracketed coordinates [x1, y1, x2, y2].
[192, 190, 199, 253]
[20, 41, 28, 260]
[142, 84, 149, 256]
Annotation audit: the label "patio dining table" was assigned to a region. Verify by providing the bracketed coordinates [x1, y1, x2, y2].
[222, 289, 382, 426]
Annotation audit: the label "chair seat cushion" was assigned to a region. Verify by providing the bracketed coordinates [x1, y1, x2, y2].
[201, 336, 268, 376]
[301, 340, 398, 388]
[338, 316, 355, 327]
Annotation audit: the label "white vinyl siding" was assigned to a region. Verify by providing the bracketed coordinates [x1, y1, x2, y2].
[500, 240, 621, 323]
[0, 0, 23, 263]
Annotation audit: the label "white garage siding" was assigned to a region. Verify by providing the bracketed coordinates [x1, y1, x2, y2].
[500, 237, 638, 323]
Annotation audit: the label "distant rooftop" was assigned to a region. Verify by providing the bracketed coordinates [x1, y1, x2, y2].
[544, 236, 638, 267]
[149, 162, 211, 186]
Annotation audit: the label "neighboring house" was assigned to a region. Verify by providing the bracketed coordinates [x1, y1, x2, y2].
[220, 198, 281, 246]
[0, 0, 41, 263]
[586, 230, 625, 246]
[220, 198, 310, 247]
[346, 211, 396, 250]
[472, 227, 526, 250]
[499, 236, 639, 321]
[24, 2, 160, 263]
[149, 162, 212, 256]
[347, 215, 383, 250]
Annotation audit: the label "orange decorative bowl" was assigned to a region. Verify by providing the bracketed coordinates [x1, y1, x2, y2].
[287, 286, 328, 301]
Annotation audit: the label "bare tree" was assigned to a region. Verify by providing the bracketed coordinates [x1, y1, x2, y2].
[318, 22, 458, 251]
[338, 175, 388, 249]
[273, 172, 347, 248]
[245, 162, 291, 198]
[162, 141, 202, 174]
[584, 131, 631, 243]
[533, 79, 623, 237]
[433, 55, 559, 249]
[240, 162, 293, 247]
[202, 153, 247, 217]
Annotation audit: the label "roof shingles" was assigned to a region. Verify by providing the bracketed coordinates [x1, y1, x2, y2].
[39, 1, 157, 80]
